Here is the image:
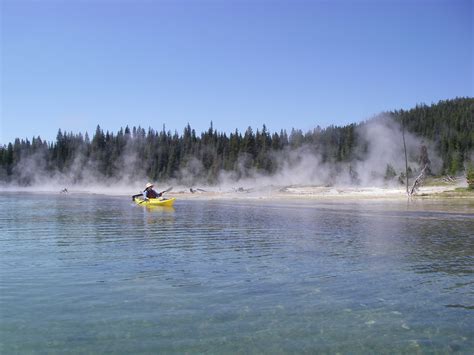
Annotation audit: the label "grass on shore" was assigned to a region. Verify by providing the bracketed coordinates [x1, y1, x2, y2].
[418, 187, 474, 198]
[422, 176, 461, 187]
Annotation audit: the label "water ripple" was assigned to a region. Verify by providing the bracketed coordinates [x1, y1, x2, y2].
[0, 194, 473, 353]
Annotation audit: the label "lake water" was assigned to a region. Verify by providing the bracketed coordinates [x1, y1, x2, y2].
[1, 193, 473, 354]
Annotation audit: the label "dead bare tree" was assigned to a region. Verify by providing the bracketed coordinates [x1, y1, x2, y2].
[401, 116, 409, 195]
[408, 164, 428, 196]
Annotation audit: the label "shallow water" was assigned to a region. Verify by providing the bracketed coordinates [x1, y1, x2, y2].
[1, 193, 473, 353]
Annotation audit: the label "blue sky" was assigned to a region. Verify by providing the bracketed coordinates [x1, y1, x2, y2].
[1, 0, 472, 144]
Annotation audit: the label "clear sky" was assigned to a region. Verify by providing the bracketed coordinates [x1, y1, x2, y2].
[1, 0, 472, 144]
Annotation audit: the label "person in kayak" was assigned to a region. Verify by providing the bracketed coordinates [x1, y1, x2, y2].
[143, 183, 162, 200]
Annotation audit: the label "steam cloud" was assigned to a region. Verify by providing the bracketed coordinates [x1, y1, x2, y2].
[0, 116, 447, 194]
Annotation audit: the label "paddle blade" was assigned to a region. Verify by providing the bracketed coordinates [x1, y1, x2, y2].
[162, 187, 173, 194]
[132, 193, 142, 201]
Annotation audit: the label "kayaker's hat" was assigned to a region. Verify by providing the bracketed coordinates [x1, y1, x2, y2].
[145, 182, 154, 189]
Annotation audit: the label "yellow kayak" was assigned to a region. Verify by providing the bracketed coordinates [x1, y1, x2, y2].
[134, 197, 176, 207]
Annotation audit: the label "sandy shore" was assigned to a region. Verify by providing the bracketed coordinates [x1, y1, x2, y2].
[1, 182, 471, 201]
[164, 183, 472, 201]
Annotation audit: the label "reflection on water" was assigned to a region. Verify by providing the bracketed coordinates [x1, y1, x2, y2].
[0, 193, 473, 353]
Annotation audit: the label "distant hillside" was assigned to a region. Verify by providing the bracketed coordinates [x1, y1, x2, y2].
[1, 97, 472, 185]
[392, 97, 473, 174]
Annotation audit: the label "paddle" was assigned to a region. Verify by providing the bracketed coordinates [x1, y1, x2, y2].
[131, 193, 142, 201]
[133, 187, 173, 203]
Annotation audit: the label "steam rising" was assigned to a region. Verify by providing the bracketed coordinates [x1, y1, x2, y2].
[1, 116, 446, 194]
[213, 115, 441, 191]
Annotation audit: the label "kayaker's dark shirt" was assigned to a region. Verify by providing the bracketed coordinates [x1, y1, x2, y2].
[144, 188, 160, 199]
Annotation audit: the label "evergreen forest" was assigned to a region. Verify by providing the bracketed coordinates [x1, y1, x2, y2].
[1, 97, 472, 186]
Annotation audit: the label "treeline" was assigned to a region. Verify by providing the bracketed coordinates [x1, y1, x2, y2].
[1, 97, 472, 185]
[393, 97, 473, 174]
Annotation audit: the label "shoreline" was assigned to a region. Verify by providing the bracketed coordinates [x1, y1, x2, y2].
[171, 185, 474, 201]
[1, 183, 472, 201]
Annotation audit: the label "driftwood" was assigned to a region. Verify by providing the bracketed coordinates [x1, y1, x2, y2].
[408, 165, 427, 196]
[190, 188, 206, 193]
[442, 175, 457, 183]
[233, 187, 253, 193]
